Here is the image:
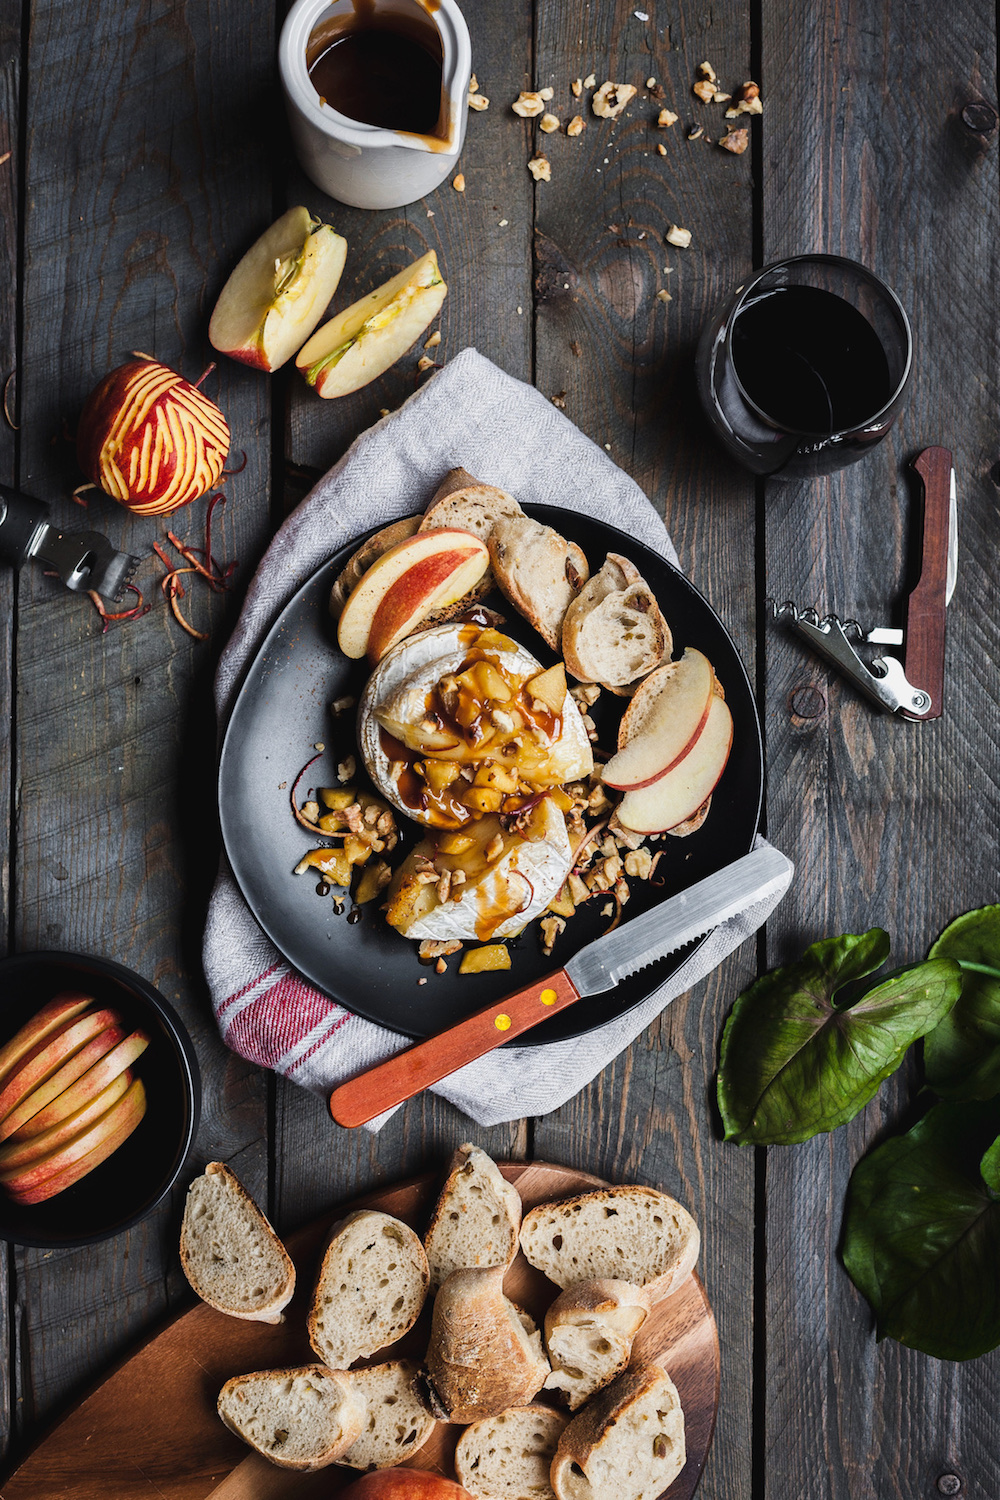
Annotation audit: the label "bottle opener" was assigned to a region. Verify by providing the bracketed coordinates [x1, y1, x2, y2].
[0, 485, 141, 601]
[771, 446, 956, 720]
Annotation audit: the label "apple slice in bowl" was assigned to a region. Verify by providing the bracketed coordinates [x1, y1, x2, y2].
[296, 249, 447, 398]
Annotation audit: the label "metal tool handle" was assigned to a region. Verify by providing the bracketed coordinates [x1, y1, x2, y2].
[328, 967, 580, 1127]
[0, 487, 49, 569]
[903, 446, 952, 721]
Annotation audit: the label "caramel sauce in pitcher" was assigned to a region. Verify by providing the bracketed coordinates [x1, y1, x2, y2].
[307, 0, 446, 139]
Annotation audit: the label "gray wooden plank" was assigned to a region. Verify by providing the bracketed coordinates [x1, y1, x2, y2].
[530, 7, 759, 1500]
[7, 0, 276, 1442]
[759, 1, 1000, 1497]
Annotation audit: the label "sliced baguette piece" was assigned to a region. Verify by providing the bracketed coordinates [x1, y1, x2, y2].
[455, 1404, 569, 1500]
[179, 1161, 295, 1324]
[217, 1365, 364, 1472]
[424, 1142, 523, 1290]
[426, 1264, 550, 1424]
[488, 515, 589, 651]
[549, 1362, 685, 1500]
[330, 516, 421, 620]
[419, 469, 524, 542]
[519, 1186, 699, 1300]
[543, 1279, 650, 1410]
[561, 554, 670, 692]
[308, 1210, 429, 1370]
[339, 1359, 436, 1470]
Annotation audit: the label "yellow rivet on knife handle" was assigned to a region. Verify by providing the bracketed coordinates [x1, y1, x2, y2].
[540, 988, 557, 1006]
[495, 1014, 511, 1031]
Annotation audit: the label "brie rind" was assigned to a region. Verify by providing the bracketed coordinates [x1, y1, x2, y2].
[386, 799, 573, 942]
[358, 623, 593, 827]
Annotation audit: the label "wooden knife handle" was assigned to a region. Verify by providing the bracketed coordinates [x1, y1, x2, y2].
[903, 445, 952, 721]
[329, 968, 581, 1128]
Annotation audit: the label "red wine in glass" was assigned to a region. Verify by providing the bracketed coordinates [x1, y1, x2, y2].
[696, 255, 912, 479]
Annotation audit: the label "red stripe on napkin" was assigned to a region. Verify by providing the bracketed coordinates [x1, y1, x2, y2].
[225, 972, 333, 1070]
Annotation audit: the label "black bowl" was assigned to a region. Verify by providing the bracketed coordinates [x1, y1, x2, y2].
[0, 952, 201, 1247]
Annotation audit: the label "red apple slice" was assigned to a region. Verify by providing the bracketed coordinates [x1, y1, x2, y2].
[9, 1029, 150, 1139]
[0, 1070, 133, 1172]
[337, 529, 490, 662]
[0, 992, 94, 1089]
[209, 206, 348, 372]
[1, 1078, 147, 1204]
[0, 1023, 126, 1141]
[603, 649, 716, 790]
[616, 695, 734, 833]
[296, 250, 447, 398]
[0, 1007, 122, 1130]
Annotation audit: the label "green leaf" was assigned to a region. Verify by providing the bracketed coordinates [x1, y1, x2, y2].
[842, 1100, 1000, 1360]
[925, 905, 1000, 1100]
[717, 930, 962, 1144]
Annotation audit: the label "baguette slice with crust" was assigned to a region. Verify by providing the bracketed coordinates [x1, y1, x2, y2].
[519, 1186, 699, 1300]
[179, 1161, 295, 1324]
[419, 468, 524, 542]
[425, 1142, 523, 1290]
[339, 1359, 437, 1470]
[543, 1278, 650, 1410]
[308, 1209, 429, 1369]
[549, 1362, 685, 1500]
[488, 515, 589, 651]
[426, 1265, 550, 1424]
[217, 1365, 364, 1472]
[455, 1404, 569, 1500]
[561, 554, 670, 692]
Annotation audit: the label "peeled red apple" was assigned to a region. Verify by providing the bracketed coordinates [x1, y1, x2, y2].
[616, 694, 734, 833]
[296, 249, 447, 399]
[209, 206, 348, 372]
[602, 649, 715, 791]
[337, 528, 490, 664]
[339, 1469, 473, 1500]
[77, 357, 231, 516]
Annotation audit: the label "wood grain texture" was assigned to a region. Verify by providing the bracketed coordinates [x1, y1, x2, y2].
[760, 1, 1000, 1497]
[0, 1161, 718, 1500]
[5, 0, 276, 1457]
[531, 6, 757, 1500]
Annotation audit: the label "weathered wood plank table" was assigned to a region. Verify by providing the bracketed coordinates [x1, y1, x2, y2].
[1, 1, 998, 1496]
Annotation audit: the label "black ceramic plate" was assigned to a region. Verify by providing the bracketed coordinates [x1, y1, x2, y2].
[218, 506, 763, 1043]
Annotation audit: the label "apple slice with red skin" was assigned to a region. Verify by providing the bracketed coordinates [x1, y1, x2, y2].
[337, 529, 490, 663]
[0, 1023, 127, 1141]
[9, 1029, 149, 1140]
[603, 649, 716, 791]
[340, 1470, 473, 1500]
[0, 1007, 123, 1132]
[1, 1077, 147, 1204]
[616, 694, 734, 833]
[0, 1070, 133, 1172]
[0, 992, 94, 1089]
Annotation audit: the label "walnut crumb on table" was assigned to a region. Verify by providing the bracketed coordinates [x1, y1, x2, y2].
[658, 108, 678, 127]
[699, 60, 717, 82]
[468, 92, 489, 112]
[593, 81, 637, 118]
[424, 330, 441, 349]
[512, 91, 546, 117]
[692, 79, 716, 103]
[567, 114, 584, 136]
[571, 77, 583, 97]
[452, 172, 465, 191]
[528, 154, 551, 181]
[417, 355, 437, 371]
[726, 81, 763, 116]
[687, 124, 704, 141]
[657, 143, 667, 155]
[540, 112, 560, 132]
[719, 127, 749, 154]
[666, 223, 692, 247]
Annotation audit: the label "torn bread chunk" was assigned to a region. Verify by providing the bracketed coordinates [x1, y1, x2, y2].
[561, 553, 670, 692]
[543, 1278, 650, 1410]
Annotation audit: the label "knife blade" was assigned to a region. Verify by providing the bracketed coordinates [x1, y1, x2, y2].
[328, 844, 791, 1128]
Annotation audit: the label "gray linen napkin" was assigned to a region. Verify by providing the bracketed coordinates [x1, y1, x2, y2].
[204, 348, 792, 1128]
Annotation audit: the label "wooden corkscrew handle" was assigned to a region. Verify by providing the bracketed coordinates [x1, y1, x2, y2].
[902, 445, 952, 721]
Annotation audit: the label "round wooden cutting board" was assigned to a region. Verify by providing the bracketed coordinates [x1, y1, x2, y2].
[0, 1161, 719, 1500]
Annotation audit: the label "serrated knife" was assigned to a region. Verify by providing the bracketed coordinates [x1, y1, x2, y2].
[329, 843, 790, 1127]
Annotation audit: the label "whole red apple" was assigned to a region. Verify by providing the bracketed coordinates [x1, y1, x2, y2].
[338, 1469, 473, 1500]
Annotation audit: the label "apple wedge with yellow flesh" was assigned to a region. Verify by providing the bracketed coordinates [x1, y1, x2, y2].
[0, 992, 94, 1089]
[1, 1078, 147, 1205]
[209, 206, 348, 372]
[9, 1029, 150, 1139]
[296, 249, 447, 398]
[0, 1007, 123, 1133]
[337, 528, 489, 663]
[616, 694, 734, 833]
[602, 649, 716, 791]
[0, 1023, 127, 1141]
[0, 1070, 133, 1172]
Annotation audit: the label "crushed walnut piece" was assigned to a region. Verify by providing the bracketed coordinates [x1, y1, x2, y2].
[657, 108, 678, 127]
[416, 355, 437, 372]
[571, 77, 583, 97]
[593, 81, 637, 119]
[551, 391, 566, 409]
[468, 92, 489, 112]
[424, 330, 441, 349]
[570, 682, 601, 708]
[713, 90, 732, 103]
[540, 112, 560, 133]
[512, 90, 546, 117]
[687, 124, 704, 141]
[692, 79, 716, 103]
[657, 143, 667, 155]
[646, 76, 656, 89]
[469, 73, 478, 92]
[337, 755, 356, 783]
[719, 126, 749, 154]
[331, 694, 355, 717]
[699, 60, 717, 83]
[528, 154, 552, 181]
[540, 914, 566, 954]
[584, 72, 596, 88]
[419, 939, 463, 962]
[657, 288, 673, 302]
[624, 847, 654, 879]
[665, 223, 692, 248]
[452, 172, 466, 191]
[567, 114, 585, 136]
[726, 81, 763, 117]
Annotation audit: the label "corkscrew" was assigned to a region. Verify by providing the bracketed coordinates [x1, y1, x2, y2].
[768, 447, 957, 721]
